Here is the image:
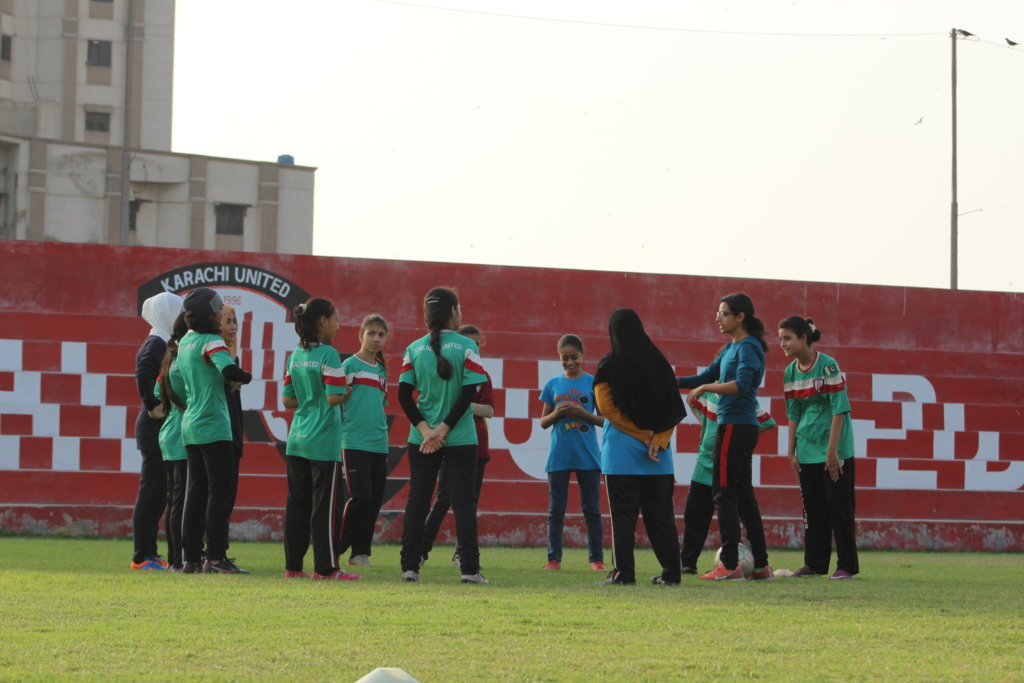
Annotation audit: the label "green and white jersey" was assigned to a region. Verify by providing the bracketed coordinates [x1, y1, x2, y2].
[783, 351, 854, 464]
[340, 354, 389, 454]
[399, 330, 487, 447]
[282, 343, 347, 461]
[690, 392, 777, 486]
[155, 362, 188, 462]
[177, 331, 236, 446]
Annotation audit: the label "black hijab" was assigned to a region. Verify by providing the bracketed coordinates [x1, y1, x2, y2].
[593, 308, 687, 433]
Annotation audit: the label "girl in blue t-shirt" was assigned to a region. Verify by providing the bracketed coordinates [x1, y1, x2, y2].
[678, 292, 772, 581]
[539, 334, 605, 572]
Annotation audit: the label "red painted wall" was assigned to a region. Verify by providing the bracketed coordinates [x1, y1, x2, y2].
[1, 240, 1021, 551]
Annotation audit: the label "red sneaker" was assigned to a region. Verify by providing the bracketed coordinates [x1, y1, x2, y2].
[541, 560, 561, 570]
[751, 566, 775, 581]
[701, 563, 746, 581]
[589, 561, 606, 572]
[283, 570, 310, 579]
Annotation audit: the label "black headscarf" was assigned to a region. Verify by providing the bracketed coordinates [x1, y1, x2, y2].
[593, 308, 687, 433]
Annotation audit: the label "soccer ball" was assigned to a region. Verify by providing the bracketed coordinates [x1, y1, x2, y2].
[714, 543, 754, 578]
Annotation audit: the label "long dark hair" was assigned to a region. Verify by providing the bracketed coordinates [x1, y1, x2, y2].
[721, 292, 768, 352]
[185, 310, 220, 335]
[423, 287, 459, 380]
[293, 297, 336, 350]
[159, 312, 189, 414]
[779, 316, 822, 346]
[360, 313, 389, 380]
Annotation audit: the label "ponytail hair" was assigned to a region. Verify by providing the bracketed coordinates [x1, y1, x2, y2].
[360, 313, 389, 379]
[557, 333, 585, 354]
[159, 312, 188, 414]
[423, 287, 459, 380]
[778, 316, 822, 345]
[294, 297, 336, 350]
[721, 292, 768, 352]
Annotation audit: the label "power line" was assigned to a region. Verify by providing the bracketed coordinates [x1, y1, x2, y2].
[971, 36, 1024, 54]
[371, 0, 945, 39]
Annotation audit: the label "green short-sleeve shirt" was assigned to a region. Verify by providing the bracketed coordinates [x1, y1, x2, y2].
[155, 362, 188, 461]
[340, 354, 389, 454]
[178, 331, 236, 446]
[783, 352, 854, 464]
[283, 343, 347, 461]
[399, 331, 486, 447]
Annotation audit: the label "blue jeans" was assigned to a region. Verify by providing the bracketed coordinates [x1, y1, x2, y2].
[547, 469, 604, 563]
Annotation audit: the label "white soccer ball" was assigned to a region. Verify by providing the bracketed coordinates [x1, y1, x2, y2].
[714, 543, 754, 578]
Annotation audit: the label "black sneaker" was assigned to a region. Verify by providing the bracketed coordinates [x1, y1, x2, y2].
[203, 558, 247, 575]
[595, 569, 635, 586]
[225, 558, 250, 574]
[182, 561, 201, 574]
[681, 565, 698, 575]
[651, 575, 680, 586]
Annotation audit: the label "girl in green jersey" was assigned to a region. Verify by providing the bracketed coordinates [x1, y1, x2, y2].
[338, 314, 391, 568]
[779, 316, 858, 580]
[179, 288, 253, 575]
[397, 287, 488, 584]
[281, 298, 360, 581]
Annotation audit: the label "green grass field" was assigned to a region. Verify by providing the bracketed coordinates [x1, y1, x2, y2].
[1, 538, 1021, 681]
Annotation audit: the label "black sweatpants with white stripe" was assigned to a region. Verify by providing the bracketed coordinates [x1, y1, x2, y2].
[605, 473, 680, 584]
[284, 456, 342, 576]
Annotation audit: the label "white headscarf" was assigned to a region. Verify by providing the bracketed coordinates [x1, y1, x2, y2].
[141, 292, 183, 341]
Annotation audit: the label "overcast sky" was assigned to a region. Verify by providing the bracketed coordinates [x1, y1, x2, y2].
[173, 0, 1024, 293]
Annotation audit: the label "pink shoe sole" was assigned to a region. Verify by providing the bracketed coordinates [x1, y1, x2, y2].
[312, 571, 360, 581]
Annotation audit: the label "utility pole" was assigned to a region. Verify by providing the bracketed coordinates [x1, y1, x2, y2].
[119, 0, 136, 244]
[950, 28, 959, 290]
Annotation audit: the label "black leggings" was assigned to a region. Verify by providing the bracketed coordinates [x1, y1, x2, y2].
[680, 480, 714, 569]
[182, 441, 235, 563]
[338, 449, 388, 558]
[423, 458, 488, 559]
[132, 448, 166, 563]
[798, 458, 859, 574]
[164, 459, 188, 567]
[400, 443, 480, 574]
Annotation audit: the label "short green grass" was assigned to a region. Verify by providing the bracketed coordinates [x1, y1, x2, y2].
[1, 538, 1021, 681]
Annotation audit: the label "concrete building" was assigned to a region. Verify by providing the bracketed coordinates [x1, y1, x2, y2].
[0, 0, 315, 253]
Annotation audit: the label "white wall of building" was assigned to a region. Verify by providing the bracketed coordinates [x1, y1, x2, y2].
[277, 168, 316, 255]
[0, 1, 316, 254]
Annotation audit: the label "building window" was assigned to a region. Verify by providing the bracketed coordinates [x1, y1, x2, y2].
[86, 40, 112, 67]
[85, 111, 110, 133]
[129, 200, 141, 232]
[1, 35, 11, 62]
[215, 204, 247, 236]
